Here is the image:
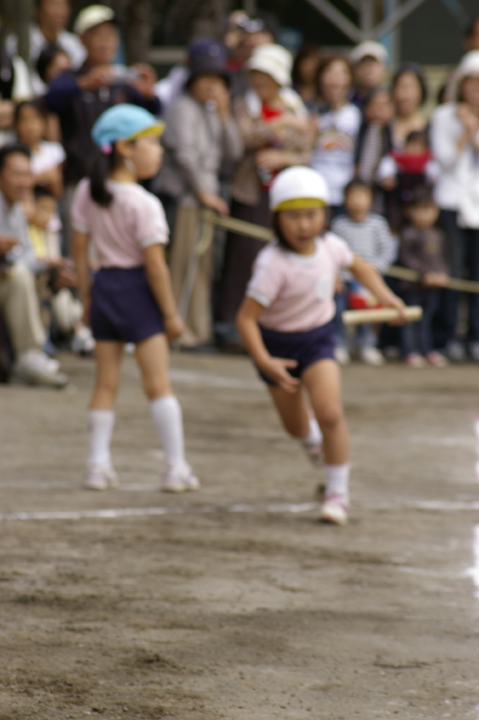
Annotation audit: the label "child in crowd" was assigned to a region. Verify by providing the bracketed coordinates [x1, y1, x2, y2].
[15, 100, 65, 198]
[36, 45, 72, 87]
[377, 129, 439, 232]
[398, 186, 449, 367]
[332, 179, 396, 366]
[72, 104, 198, 493]
[236, 167, 406, 525]
[27, 186, 94, 355]
[355, 87, 393, 213]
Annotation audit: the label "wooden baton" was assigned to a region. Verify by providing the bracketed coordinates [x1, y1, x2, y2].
[342, 306, 423, 326]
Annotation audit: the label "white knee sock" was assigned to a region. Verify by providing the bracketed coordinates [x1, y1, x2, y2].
[88, 410, 115, 468]
[302, 416, 323, 446]
[325, 463, 350, 500]
[150, 395, 186, 470]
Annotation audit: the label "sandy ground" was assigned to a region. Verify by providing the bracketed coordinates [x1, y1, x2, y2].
[1, 351, 479, 720]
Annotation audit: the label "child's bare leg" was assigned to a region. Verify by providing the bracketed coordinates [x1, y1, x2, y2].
[87, 341, 124, 477]
[302, 359, 349, 465]
[135, 333, 195, 487]
[268, 385, 324, 462]
[268, 385, 310, 438]
[90, 341, 124, 409]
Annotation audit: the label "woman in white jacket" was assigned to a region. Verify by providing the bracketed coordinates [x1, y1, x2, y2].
[430, 51, 479, 361]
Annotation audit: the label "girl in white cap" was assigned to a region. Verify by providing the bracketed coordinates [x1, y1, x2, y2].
[72, 104, 198, 493]
[237, 166, 405, 525]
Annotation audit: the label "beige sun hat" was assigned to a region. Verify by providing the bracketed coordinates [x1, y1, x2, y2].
[247, 43, 293, 87]
[74, 5, 116, 36]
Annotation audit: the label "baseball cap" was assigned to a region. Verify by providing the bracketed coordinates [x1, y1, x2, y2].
[91, 104, 164, 153]
[74, 5, 117, 36]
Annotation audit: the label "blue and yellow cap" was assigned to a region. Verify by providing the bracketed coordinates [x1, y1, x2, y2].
[91, 104, 164, 154]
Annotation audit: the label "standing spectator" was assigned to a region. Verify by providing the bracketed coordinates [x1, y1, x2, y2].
[0, 29, 33, 141]
[430, 51, 479, 361]
[7, 0, 86, 96]
[44, 4, 159, 253]
[14, 100, 65, 198]
[0, 144, 67, 386]
[216, 43, 312, 347]
[350, 41, 389, 112]
[398, 187, 449, 368]
[355, 87, 394, 213]
[311, 56, 362, 213]
[157, 40, 243, 349]
[36, 44, 72, 88]
[332, 179, 395, 366]
[390, 64, 428, 149]
[292, 44, 322, 111]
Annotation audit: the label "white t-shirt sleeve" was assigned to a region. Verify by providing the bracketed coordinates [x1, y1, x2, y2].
[326, 232, 355, 269]
[246, 246, 283, 308]
[71, 178, 91, 234]
[134, 191, 170, 248]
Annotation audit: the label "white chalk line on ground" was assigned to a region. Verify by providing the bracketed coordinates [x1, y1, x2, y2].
[1, 499, 479, 523]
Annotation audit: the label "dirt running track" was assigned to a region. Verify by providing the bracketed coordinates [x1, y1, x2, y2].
[1, 352, 479, 719]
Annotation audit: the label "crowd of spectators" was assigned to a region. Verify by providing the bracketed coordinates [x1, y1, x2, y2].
[2, 1, 479, 386]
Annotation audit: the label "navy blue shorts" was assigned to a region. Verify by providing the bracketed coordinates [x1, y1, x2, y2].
[258, 321, 336, 385]
[90, 266, 164, 343]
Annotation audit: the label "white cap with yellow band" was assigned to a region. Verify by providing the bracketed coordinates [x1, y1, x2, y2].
[269, 166, 330, 212]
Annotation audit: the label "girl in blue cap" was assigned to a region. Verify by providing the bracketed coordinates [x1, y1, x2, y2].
[72, 104, 199, 492]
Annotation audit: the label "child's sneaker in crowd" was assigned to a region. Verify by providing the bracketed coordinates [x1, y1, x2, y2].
[426, 351, 448, 367]
[13, 348, 68, 388]
[335, 346, 350, 366]
[319, 493, 349, 526]
[84, 464, 119, 491]
[469, 342, 479, 362]
[71, 325, 95, 355]
[161, 463, 200, 493]
[405, 353, 426, 368]
[445, 340, 465, 362]
[359, 346, 385, 366]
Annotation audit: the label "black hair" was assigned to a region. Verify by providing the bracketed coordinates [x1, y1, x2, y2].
[404, 185, 435, 208]
[250, 11, 280, 42]
[14, 99, 47, 126]
[363, 85, 391, 107]
[344, 177, 372, 196]
[404, 129, 429, 147]
[392, 63, 428, 106]
[33, 185, 55, 201]
[465, 15, 479, 38]
[292, 44, 321, 87]
[89, 150, 116, 207]
[0, 142, 30, 171]
[36, 44, 68, 84]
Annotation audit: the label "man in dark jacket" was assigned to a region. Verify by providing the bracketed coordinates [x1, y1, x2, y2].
[44, 4, 160, 251]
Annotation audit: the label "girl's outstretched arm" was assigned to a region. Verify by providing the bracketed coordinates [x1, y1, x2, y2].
[72, 229, 91, 325]
[350, 256, 406, 317]
[236, 297, 300, 393]
[143, 244, 184, 341]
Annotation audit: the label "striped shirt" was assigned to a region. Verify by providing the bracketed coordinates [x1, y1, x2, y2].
[331, 213, 396, 275]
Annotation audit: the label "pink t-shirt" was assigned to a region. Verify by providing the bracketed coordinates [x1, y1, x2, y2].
[246, 233, 354, 332]
[72, 179, 169, 268]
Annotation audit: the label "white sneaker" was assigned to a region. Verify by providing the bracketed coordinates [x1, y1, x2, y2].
[359, 346, 385, 366]
[335, 346, 350, 366]
[446, 340, 465, 362]
[84, 464, 119, 491]
[14, 349, 68, 388]
[319, 493, 349, 526]
[161, 463, 200, 493]
[71, 326, 95, 355]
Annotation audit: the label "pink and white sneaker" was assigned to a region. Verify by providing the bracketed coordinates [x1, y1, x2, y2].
[84, 464, 119, 491]
[161, 463, 200, 493]
[319, 493, 349, 526]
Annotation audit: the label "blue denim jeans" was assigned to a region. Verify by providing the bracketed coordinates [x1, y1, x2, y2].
[335, 283, 377, 350]
[400, 288, 442, 357]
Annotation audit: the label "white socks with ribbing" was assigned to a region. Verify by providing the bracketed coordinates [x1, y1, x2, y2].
[325, 463, 350, 501]
[301, 416, 323, 447]
[150, 395, 187, 471]
[88, 410, 115, 468]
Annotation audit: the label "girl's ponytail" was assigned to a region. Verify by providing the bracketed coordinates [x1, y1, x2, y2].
[89, 150, 114, 207]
